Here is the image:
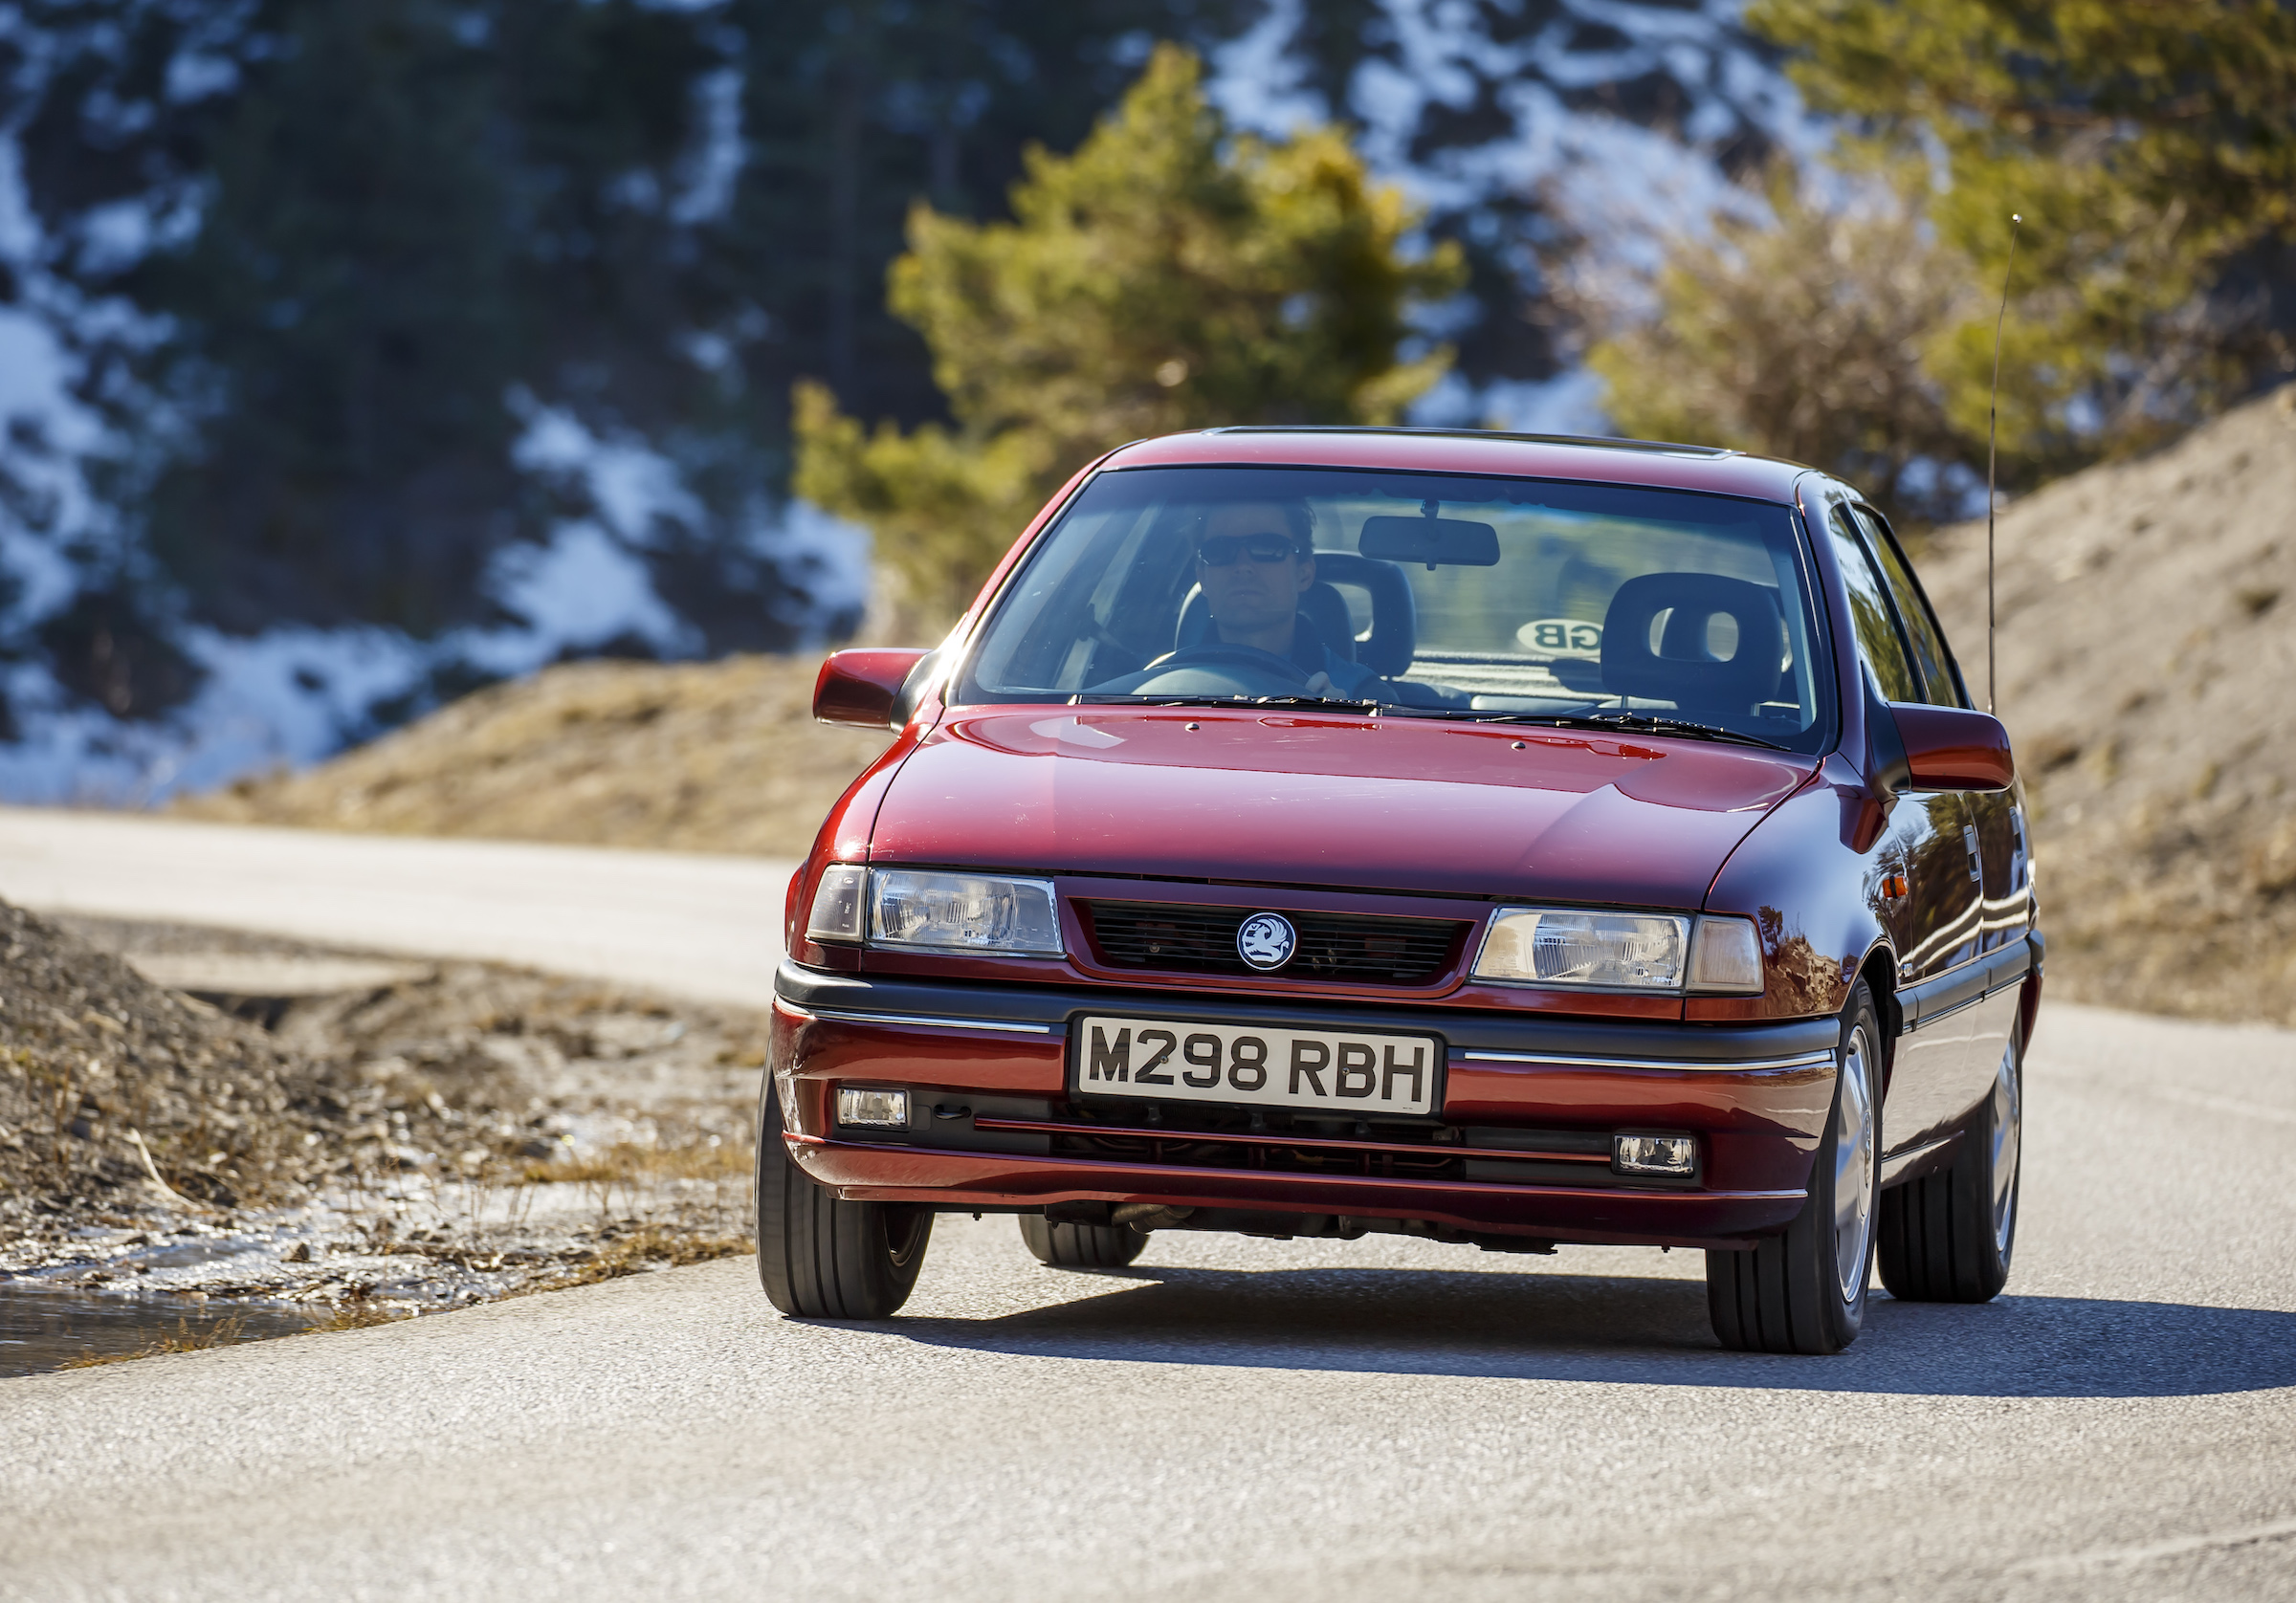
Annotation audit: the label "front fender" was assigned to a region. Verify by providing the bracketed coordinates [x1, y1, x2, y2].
[1692, 752, 1889, 1025]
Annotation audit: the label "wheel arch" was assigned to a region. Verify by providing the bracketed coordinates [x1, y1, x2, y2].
[1855, 941, 1901, 1102]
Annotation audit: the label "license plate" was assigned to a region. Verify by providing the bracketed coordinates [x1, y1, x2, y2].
[1071, 1016, 1443, 1117]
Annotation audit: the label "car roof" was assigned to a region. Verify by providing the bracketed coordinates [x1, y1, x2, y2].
[1101, 427, 1814, 503]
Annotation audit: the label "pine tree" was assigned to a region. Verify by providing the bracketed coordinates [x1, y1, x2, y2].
[793, 44, 1465, 629]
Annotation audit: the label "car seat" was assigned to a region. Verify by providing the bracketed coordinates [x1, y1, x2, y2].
[1601, 573, 1785, 719]
[1173, 552, 1417, 675]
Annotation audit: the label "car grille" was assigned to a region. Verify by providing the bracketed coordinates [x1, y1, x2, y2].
[1081, 899, 1470, 985]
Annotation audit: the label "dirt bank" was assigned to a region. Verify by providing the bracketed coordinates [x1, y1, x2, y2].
[2, 900, 763, 1343]
[1920, 384, 2296, 1024]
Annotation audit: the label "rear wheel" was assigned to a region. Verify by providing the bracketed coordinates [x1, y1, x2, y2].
[755, 1081, 932, 1318]
[1877, 1024, 2020, 1303]
[1019, 1214, 1149, 1268]
[1706, 981, 1881, 1354]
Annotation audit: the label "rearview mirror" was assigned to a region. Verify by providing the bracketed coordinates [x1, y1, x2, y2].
[1358, 516, 1500, 568]
[1888, 704, 2016, 792]
[814, 648, 932, 730]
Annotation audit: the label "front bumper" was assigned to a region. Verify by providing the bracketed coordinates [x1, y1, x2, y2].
[772, 961, 1837, 1248]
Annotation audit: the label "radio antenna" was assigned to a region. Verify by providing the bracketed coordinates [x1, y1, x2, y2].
[1985, 213, 2021, 716]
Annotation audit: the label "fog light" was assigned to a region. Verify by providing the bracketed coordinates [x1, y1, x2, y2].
[1614, 1132, 1695, 1176]
[837, 1087, 910, 1129]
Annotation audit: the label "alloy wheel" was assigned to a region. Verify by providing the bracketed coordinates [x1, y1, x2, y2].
[1833, 1024, 1878, 1303]
[1989, 1041, 2021, 1256]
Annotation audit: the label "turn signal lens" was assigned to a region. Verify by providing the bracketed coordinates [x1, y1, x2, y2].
[1614, 1133, 1696, 1175]
[1474, 909, 1688, 990]
[872, 869, 1063, 955]
[805, 864, 870, 942]
[837, 1087, 909, 1129]
[1687, 915, 1764, 995]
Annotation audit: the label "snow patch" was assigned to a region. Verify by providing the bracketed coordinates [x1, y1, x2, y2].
[673, 66, 745, 226]
[479, 522, 698, 667]
[510, 395, 704, 548]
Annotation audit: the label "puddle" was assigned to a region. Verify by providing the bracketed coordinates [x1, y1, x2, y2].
[1, 1285, 315, 1379]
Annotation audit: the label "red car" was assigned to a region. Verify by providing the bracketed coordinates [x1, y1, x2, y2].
[759, 428, 2038, 1354]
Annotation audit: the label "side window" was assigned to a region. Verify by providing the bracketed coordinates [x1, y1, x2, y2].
[1825, 506, 1920, 703]
[1854, 508, 1967, 708]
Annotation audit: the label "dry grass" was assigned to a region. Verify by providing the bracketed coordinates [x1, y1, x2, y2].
[300, 1301, 413, 1333]
[519, 1138, 748, 1187]
[173, 654, 894, 856]
[59, 1316, 252, 1368]
[519, 1223, 752, 1293]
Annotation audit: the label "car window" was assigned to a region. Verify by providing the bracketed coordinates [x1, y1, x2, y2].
[1852, 508, 1967, 709]
[957, 464, 1836, 752]
[1825, 505, 1922, 703]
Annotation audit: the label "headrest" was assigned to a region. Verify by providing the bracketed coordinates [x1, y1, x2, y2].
[1601, 573, 1784, 713]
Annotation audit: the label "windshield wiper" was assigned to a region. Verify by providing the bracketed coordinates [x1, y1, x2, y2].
[1529, 713, 1791, 751]
[1069, 692, 1380, 712]
[1381, 706, 1791, 751]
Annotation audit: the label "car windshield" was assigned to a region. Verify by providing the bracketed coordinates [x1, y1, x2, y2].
[956, 463, 1833, 752]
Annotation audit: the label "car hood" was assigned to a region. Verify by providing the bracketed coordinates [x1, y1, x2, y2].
[867, 708, 1817, 910]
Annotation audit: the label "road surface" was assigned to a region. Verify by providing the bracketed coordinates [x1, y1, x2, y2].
[0, 807, 795, 1007]
[2, 813, 2293, 1600]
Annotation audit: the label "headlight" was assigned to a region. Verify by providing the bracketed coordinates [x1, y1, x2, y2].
[804, 865, 1063, 955]
[1472, 910, 1767, 994]
[1475, 909, 1689, 990]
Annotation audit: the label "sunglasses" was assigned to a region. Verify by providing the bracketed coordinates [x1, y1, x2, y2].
[1196, 533, 1301, 566]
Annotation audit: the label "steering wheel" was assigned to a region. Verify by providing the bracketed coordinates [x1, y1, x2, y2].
[1130, 645, 1313, 698]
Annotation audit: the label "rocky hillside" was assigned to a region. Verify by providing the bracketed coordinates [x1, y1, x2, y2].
[176, 655, 894, 856]
[1919, 384, 2296, 1025]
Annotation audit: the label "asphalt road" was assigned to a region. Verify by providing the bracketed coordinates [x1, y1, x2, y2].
[0, 807, 795, 1007]
[3, 817, 2294, 1600]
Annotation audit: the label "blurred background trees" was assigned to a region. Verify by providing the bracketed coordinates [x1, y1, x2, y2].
[1586, 0, 2296, 507]
[1582, 173, 1976, 520]
[794, 45, 1462, 628]
[1, 0, 1265, 727]
[3, 0, 2293, 785]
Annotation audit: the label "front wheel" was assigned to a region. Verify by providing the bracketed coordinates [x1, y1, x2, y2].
[1876, 1024, 2020, 1303]
[1706, 980, 1882, 1354]
[755, 1081, 932, 1318]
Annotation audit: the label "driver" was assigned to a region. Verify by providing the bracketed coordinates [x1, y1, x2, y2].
[1182, 501, 1382, 699]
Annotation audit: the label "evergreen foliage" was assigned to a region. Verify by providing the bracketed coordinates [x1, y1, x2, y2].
[793, 44, 1464, 626]
[1748, 0, 2296, 460]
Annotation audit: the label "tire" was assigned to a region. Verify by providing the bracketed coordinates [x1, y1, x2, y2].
[1877, 1021, 2020, 1303]
[754, 1080, 932, 1318]
[1018, 1214, 1149, 1268]
[1707, 980, 1882, 1354]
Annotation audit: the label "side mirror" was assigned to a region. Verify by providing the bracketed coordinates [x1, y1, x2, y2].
[814, 648, 932, 730]
[1888, 704, 2016, 792]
